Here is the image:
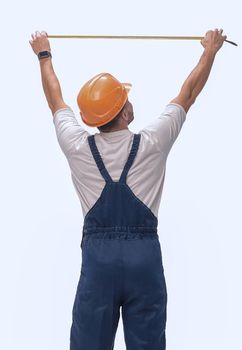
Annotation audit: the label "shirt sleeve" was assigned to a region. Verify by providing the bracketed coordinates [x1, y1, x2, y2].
[138, 103, 187, 158]
[52, 107, 90, 158]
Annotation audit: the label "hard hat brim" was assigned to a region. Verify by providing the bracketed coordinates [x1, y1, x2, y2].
[122, 82, 132, 93]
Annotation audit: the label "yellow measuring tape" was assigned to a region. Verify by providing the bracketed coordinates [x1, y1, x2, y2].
[47, 35, 238, 46]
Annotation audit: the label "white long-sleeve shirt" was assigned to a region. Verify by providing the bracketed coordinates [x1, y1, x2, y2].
[52, 103, 186, 218]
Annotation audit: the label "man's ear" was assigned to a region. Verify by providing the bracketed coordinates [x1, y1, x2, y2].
[121, 107, 129, 122]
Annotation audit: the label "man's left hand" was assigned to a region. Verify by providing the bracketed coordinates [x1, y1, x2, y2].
[29, 30, 51, 55]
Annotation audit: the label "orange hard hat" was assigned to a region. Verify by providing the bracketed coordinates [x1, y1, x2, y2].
[77, 72, 132, 127]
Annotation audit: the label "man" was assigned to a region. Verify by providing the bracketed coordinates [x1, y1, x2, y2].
[29, 28, 227, 350]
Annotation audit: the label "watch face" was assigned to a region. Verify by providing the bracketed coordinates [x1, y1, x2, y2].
[38, 51, 51, 59]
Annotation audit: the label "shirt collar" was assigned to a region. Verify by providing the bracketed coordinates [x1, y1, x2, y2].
[99, 129, 132, 137]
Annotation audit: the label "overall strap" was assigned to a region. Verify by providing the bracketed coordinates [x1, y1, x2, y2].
[87, 135, 113, 183]
[119, 133, 141, 184]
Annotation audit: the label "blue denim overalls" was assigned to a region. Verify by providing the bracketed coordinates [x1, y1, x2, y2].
[70, 133, 167, 350]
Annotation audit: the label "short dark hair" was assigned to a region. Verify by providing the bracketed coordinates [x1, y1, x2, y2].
[97, 101, 127, 132]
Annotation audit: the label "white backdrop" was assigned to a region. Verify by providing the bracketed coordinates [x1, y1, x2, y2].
[1, 0, 241, 349]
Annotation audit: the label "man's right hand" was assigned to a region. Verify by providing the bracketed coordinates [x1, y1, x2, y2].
[169, 28, 227, 114]
[200, 28, 227, 53]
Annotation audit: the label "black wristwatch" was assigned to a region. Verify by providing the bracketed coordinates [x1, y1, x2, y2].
[38, 50, 52, 60]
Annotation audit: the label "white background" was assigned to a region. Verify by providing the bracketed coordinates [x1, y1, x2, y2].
[1, 0, 241, 349]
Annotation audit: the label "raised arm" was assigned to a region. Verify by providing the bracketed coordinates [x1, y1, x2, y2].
[29, 30, 71, 116]
[170, 28, 227, 113]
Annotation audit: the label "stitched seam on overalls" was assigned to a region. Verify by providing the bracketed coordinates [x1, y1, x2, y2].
[118, 134, 140, 184]
[87, 135, 113, 183]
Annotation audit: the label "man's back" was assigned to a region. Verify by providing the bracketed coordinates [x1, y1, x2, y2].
[52, 102, 186, 218]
